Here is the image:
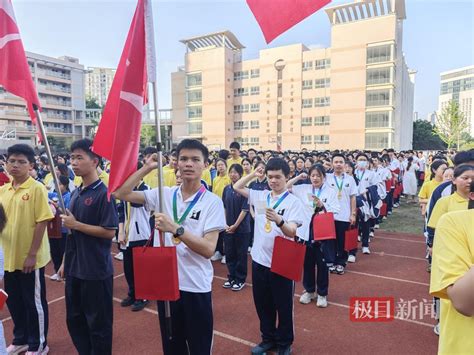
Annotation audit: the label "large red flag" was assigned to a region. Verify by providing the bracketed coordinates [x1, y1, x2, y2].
[0, 0, 41, 123]
[246, 0, 332, 43]
[93, 0, 155, 198]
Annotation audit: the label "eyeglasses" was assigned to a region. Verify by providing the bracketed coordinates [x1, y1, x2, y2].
[7, 159, 29, 165]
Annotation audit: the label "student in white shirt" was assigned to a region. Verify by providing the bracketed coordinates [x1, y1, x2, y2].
[114, 139, 227, 355]
[234, 158, 304, 355]
[287, 164, 339, 308]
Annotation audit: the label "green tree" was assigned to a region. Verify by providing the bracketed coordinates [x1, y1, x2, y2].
[85, 97, 101, 109]
[412, 120, 446, 150]
[140, 125, 156, 148]
[434, 100, 469, 149]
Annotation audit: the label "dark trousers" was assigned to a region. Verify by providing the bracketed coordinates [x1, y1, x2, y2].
[215, 231, 225, 255]
[224, 232, 250, 283]
[387, 189, 394, 213]
[335, 221, 350, 266]
[302, 243, 329, 296]
[123, 239, 148, 300]
[49, 233, 67, 272]
[65, 276, 113, 355]
[350, 216, 370, 255]
[157, 291, 213, 355]
[5, 268, 49, 352]
[252, 261, 294, 347]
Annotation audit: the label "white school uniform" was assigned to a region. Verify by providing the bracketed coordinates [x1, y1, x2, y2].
[248, 190, 304, 268]
[355, 169, 382, 196]
[326, 173, 358, 222]
[143, 186, 227, 293]
[291, 183, 340, 239]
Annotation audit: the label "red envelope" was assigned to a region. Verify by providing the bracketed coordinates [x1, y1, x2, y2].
[271, 236, 305, 281]
[312, 212, 336, 241]
[133, 245, 180, 301]
[344, 228, 358, 252]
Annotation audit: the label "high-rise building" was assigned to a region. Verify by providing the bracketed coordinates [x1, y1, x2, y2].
[85, 67, 116, 107]
[438, 65, 474, 136]
[171, 0, 415, 150]
[0, 52, 92, 149]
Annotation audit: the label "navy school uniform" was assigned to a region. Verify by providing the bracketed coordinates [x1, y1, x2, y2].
[222, 184, 251, 284]
[65, 180, 118, 355]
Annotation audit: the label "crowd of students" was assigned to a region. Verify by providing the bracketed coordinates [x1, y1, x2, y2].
[0, 139, 472, 355]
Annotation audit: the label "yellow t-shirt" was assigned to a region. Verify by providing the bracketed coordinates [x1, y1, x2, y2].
[163, 169, 176, 187]
[201, 168, 212, 188]
[212, 175, 231, 199]
[143, 170, 159, 189]
[418, 179, 442, 200]
[0, 177, 54, 272]
[43, 172, 53, 186]
[427, 192, 469, 229]
[74, 170, 109, 187]
[227, 157, 243, 171]
[430, 210, 474, 355]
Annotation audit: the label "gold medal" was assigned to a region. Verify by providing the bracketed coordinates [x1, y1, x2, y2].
[172, 236, 181, 245]
[264, 220, 272, 233]
[337, 190, 342, 199]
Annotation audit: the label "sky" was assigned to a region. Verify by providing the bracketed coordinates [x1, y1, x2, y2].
[12, 0, 474, 120]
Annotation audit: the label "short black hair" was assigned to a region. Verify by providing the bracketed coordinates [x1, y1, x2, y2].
[7, 144, 35, 163]
[308, 163, 326, 178]
[247, 148, 257, 154]
[331, 153, 346, 162]
[70, 138, 101, 161]
[265, 157, 290, 177]
[229, 141, 241, 150]
[229, 163, 244, 177]
[453, 149, 474, 166]
[143, 146, 158, 156]
[356, 153, 369, 160]
[218, 149, 230, 160]
[58, 175, 70, 190]
[176, 139, 209, 162]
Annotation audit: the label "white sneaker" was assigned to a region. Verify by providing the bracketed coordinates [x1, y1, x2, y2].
[387, 212, 392, 216]
[49, 273, 59, 281]
[369, 231, 374, 237]
[362, 247, 371, 254]
[248, 246, 252, 253]
[434, 323, 440, 336]
[210, 251, 223, 261]
[299, 291, 316, 304]
[6, 344, 29, 355]
[347, 255, 356, 263]
[374, 224, 380, 229]
[357, 235, 361, 242]
[221, 256, 226, 264]
[316, 295, 328, 308]
[114, 252, 123, 261]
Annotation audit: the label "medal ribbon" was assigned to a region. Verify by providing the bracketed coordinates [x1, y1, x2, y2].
[267, 191, 290, 210]
[173, 185, 206, 224]
[356, 170, 365, 182]
[333, 174, 344, 194]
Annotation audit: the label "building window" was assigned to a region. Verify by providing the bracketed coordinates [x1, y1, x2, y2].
[234, 121, 249, 130]
[250, 103, 260, 112]
[302, 80, 313, 90]
[234, 87, 249, 97]
[365, 111, 391, 128]
[186, 73, 202, 87]
[315, 97, 330, 107]
[367, 67, 392, 85]
[366, 89, 391, 106]
[314, 135, 329, 144]
[365, 132, 390, 149]
[250, 69, 260, 78]
[235, 137, 249, 144]
[301, 135, 312, 144]
[314, 78, 330, 88]
[234, 104, 249, 114]
[315, 59, 330, 70]
[249, 137, 259, 145]
[187, 106, 202, 119]
[186, 89, 202, 103]
[250, 120, 260, 129]
[250, 86, 260, 95]
[301, 117, 312, 126]
[367, 45, 392, 64]
[188, 121, 202, 135]
[302, 98, 313, 108]
[234, 71, 249, 81]
[302, 61, 313, 71]
[314, 116, 330, 126]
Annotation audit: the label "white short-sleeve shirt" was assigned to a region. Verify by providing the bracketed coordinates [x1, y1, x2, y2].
[143, 186, 226, 293]
[326, 173, 358, 222]
[355, 169, 381, 195]
[248, 189, 304, 268]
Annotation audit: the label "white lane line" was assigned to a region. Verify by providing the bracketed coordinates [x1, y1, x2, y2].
[375, 236, 425, 244]
[340, 270, 429, 286]
[371, 251, 427, 261]
[112, 297, 257, 347]
[1, 295, 65, 323]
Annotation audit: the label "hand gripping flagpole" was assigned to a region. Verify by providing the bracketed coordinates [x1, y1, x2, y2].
[144, 0, 173, 341]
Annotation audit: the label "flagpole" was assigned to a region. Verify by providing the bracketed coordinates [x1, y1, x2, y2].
[151, 82, 173, 340]
[33, 104, 66, 214]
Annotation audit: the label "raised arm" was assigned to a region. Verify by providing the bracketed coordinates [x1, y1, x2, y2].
[234, 166, 264, 198]
[286, 173, 307, 189]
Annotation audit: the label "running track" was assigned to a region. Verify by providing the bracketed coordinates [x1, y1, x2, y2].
[1, 230, 438, 354]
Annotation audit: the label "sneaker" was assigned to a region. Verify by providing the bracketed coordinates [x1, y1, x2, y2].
[335, 265, 345, 275]
[7, 344, 29, 355]
[210, 251, 223, 261]
[434, 323, 440, 336]
[131, 299, 149, 312]
[221, 255, 226, 264]
[362, 247, 371, 254]
[251, 341, 277, 355]
[369, 231, 374, 238]
[114, 252, 123, 261]
[347, 255, 356, 263]
[328, 265, 337, 274]
[394, 203, 399, 208]
[426, 265, 431, 273]
[316, 295, 328, 308]
[25, 346, 49, 355]
[278, 345, 292, 355]
[49, 273, 59, 281]
[299, 291, 316, 304]
[357, 235, 361, 242]
[223, 280, 234, 289]
[387, 212, 392, 216]
[120, 296, 135, 307]
[374, 224, 380, 229]
[231, 282, 245, 291]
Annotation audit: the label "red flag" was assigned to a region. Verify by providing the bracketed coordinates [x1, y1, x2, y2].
[92, 0, 154, 198]
[246, 0, 332, 43]
[0, 0, 41, 123]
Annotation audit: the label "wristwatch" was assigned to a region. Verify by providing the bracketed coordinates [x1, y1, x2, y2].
[173, 226, 185, 239]
[277, 219, 285, 228]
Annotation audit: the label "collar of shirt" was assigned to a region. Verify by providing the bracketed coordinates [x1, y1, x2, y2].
[7, 176, 34, 191]
[78, 179, 102, 195]
[452, 192, 469, 203]
[268, 189, 289, 201]
[176, 185, 206, 203]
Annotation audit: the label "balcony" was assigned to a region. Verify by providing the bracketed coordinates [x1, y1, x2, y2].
[38, 85, 72, 96]
[35, 70, 71, 83]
